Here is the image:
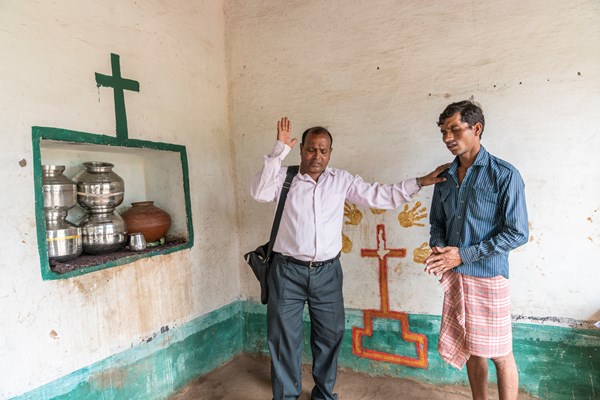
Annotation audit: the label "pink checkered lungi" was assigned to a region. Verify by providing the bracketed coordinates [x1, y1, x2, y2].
[438, 271, 512, 369]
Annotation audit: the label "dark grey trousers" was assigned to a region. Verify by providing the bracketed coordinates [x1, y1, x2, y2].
[267, 253, 345, 400]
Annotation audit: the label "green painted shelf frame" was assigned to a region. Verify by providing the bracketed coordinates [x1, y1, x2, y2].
[32, 126, 194, 280]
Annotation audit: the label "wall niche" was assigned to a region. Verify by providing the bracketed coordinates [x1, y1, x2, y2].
[33, 127, 194, 280]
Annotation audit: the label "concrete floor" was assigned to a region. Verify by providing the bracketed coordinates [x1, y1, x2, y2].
[169, 354, 537, 400]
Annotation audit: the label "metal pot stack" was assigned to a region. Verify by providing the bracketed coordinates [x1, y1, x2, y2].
[42, 165, 83, 261]
[73, 161, 127, 254]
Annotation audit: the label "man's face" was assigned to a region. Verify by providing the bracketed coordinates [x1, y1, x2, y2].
[439, 112, 481, 156]
[300, 132, 332, 180]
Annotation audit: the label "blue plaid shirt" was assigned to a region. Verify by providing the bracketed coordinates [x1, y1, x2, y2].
[429, 146, 529, 278]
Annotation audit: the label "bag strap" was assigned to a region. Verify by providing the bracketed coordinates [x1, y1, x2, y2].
[266, 165, 299, 259]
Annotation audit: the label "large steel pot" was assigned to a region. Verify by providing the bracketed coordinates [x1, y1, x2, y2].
[74, 162, 124, 212]
[42, 165, 77, 213]
[42, 165, 82, 261]
[80, 211, 127, 254]
[46, 218, 83, 261]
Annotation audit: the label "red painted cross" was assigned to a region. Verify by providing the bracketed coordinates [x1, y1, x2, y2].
[352, 224, 428, 368]
[359, 224, 406, 312]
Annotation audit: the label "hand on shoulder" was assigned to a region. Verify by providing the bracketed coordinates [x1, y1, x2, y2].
[417, 163, 451, 187]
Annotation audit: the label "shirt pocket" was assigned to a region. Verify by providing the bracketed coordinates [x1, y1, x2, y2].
[323, 193, 347, 224]
[439, 187, 455, 218]
[469, 186, 499, 222]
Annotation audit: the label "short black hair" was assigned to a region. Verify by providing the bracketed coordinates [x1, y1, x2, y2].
[301, 126, 333, 147]
[438, 100, 485, 137]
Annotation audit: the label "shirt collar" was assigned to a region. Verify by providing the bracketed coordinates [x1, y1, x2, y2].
[297, 166, 336, 182]
[473, 146, 490, 166]
[449, 145, 489, 174]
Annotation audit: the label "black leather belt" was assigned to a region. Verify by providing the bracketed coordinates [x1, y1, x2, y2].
[279, 252, 341, 268]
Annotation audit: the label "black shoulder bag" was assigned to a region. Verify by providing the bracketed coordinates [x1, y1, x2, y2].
[244, 165, 299, 304]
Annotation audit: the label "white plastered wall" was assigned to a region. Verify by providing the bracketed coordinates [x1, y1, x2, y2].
[1, 0, 599, 397]
[230, 0, 600, 322]
[0, 1, 238, 397]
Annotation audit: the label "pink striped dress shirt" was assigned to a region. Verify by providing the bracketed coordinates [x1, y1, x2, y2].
[251, 141, 421, 262]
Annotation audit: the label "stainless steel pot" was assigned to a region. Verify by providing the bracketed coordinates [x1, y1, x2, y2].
[74, 162, 124, 212]
[46, 219, 83, 261]
[42, 165, 82, 261]
[42, 165, 77, 212]
[80, 211, 127, 254]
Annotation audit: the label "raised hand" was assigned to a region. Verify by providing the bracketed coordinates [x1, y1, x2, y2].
[417, 163, 451, 187]
[277, 117, 298, 148]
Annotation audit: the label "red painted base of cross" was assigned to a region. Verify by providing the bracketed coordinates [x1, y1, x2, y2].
[352, 224, 428, 369]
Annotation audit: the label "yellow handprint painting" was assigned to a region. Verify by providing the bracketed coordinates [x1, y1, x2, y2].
[398, 201, 428, 228]
[342, 232, 353, 253]
[344, 202, 363, 226]
[412, 242, 432, 264]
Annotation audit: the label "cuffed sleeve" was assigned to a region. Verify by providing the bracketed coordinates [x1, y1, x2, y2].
[250, 141, 291, 203]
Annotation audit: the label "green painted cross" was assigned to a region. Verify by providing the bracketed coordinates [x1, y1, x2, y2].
[95, 53, 140, 142]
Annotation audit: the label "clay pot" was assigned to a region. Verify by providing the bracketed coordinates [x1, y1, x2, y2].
[121, 201, 171, 243]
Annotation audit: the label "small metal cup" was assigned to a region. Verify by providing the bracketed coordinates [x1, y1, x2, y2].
[128, 233, 147, 251]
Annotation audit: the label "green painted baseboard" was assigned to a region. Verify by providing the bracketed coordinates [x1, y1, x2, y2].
[12, 302, 245, 400]
[244, 302, 600, 399]
[13, 301, 600, 399]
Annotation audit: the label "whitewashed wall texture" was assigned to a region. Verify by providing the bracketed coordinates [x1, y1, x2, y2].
[0, 0, 236, 397]
[229, 0, 600, 323]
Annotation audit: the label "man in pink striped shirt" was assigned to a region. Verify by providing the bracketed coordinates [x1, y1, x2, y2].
[251, 117, 448, 400]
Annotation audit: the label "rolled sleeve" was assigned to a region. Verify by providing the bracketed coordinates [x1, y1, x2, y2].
[250, 141, 291, 202]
